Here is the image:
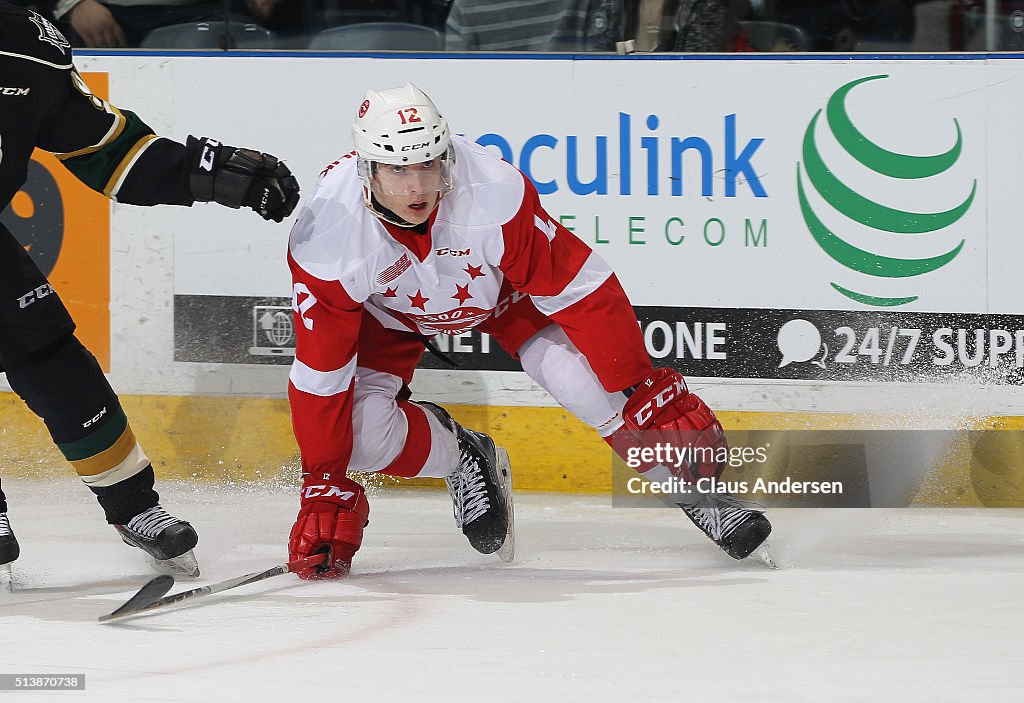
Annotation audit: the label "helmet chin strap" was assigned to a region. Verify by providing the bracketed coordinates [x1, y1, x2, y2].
[366, 190, 440, 229]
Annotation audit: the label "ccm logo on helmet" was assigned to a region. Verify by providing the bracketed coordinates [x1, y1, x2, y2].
[401, 142, 431, 151]
[303, 485, 356, 500]
[630, 377, 688, 426]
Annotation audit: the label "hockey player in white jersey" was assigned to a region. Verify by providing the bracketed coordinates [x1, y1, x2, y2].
[286, 83, 772, 578]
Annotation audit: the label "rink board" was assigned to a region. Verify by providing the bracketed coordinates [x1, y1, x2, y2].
[4, 54, 1024, 504]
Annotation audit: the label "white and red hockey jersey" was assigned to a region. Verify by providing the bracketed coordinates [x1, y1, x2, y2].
[287, 136, 652, 478]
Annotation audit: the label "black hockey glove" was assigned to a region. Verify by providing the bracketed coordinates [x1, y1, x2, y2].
[186, 136, 301, 223]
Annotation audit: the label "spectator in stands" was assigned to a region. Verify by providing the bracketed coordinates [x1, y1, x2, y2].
[53, 0, 261, 47]
[634, 0, 769, 52]
[668, 0, 749, 51]
[445, 0, 623, 51]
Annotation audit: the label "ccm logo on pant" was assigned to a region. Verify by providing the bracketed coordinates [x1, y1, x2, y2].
[83, 407, 108, 428]
[17, 283, 54, 309]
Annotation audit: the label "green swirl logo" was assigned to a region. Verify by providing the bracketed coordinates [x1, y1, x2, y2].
[797, 75, 974, 307]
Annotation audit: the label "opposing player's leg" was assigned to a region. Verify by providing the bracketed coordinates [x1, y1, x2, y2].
[0, 224, 197, 575]
[0, 480, 17, 590]
[516, 324, 771, 561]
[3, 335, 200, 575]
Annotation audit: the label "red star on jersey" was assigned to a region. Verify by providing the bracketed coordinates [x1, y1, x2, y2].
[452, 283, 473, 306]
[408, 289, 430, 310]
[464, 264, 485, 280]
[382, 287, 398, 298]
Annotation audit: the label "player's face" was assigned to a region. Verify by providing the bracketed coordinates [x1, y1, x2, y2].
[371, 160, 444, 225]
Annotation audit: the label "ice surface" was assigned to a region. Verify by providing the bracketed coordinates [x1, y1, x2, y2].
[0, 478, 1021, 702]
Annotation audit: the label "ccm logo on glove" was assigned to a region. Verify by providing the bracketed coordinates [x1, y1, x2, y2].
[302, 485, 356, 500]
[629, 374, 688, 427]
[199, 138, 219, 171]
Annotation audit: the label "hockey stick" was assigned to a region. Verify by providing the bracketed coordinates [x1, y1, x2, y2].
[98, 553, 327, 623]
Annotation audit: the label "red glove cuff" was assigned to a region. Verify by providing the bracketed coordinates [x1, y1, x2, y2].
[621, 368, 727, 482]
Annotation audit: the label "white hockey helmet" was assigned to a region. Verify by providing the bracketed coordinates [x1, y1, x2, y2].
[351, 83, 455, 225]
[351, 83, 451, 165]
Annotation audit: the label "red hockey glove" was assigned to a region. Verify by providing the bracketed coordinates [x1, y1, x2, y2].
[621, 368, 727, 483]
[288, 474, 369, 579]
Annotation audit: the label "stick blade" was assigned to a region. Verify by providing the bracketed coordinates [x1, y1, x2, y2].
[99, 574, 175, 622]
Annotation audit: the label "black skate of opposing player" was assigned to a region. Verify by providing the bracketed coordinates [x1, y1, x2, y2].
[420, 403, 515, 562]
[0, 503, 198, 590]
[115, 506, 200, 577]
[0, 511, 19, 592]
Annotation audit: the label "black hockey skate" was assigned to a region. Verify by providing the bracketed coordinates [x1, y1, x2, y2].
[0, 512, 19, 565]
[0, 512, 19, 592]
[678, 492, 773, 562]
[420, 402, 515, 562]
[114, 506, 200, 577]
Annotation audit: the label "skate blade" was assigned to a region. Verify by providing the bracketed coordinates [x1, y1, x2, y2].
[0, 563, 12, 593]
[751, 542, 778, 569]
[495, 447, 515, 563]
[154, 549, 200, 578]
